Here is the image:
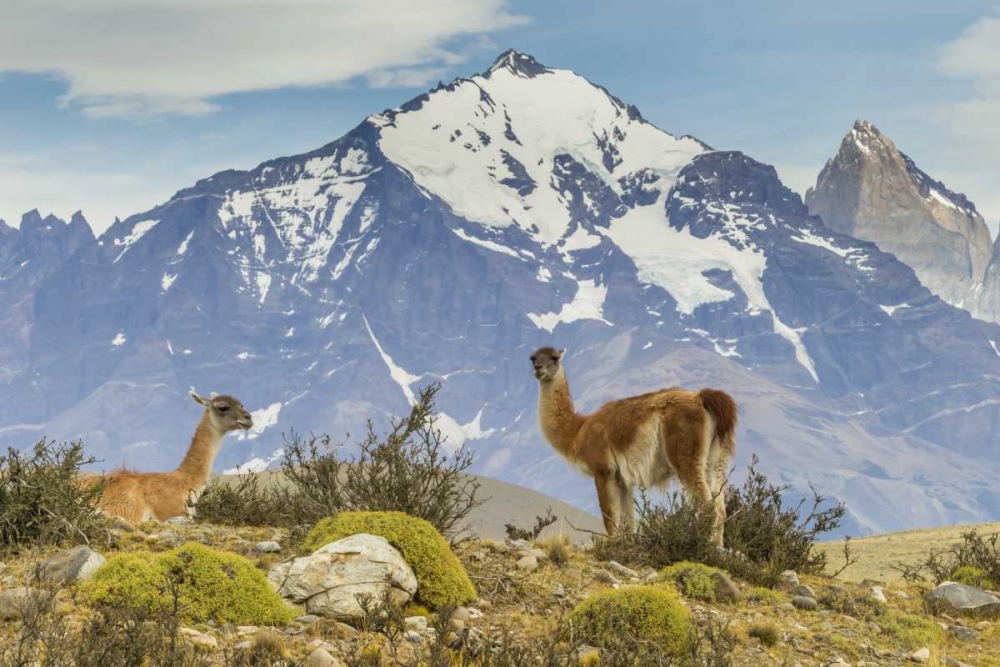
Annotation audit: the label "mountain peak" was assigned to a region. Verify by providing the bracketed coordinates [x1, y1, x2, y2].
[843, 119, 894, 160]
[852, 119, 880, 135]
[69, 211, 91, 230]
[808, 120, 993, 308]
[485, 50, 550, 78]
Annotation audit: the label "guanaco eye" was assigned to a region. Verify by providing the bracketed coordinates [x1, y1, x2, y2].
[217, 405, 229, 414]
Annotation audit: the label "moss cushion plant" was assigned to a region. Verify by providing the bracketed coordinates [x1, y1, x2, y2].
[83, 543, 294, 625]
[570, 586, 691, 656]
[303, 511, 476, 609]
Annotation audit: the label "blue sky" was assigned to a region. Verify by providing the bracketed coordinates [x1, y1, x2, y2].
[1, 0, 998, 234]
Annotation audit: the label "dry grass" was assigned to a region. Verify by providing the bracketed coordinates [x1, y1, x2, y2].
[816, 521, 1000, 583]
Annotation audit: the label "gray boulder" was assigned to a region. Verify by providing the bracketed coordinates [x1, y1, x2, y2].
[35, 546, 106, 584]
[926, 582, 1000, 619]
[267, 533, 417, 620]
[711, 571, 741, 602]
[0, 587, 51, 620]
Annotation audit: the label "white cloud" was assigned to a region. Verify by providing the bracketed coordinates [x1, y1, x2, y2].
[932, 10, 1000, 223]
[0, 0, 528, 120]
[937, 13, 1000, 94]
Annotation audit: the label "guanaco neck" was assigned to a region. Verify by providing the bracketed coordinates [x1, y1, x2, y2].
[537, 369, 586, 459]
[174, 412, 225, 487]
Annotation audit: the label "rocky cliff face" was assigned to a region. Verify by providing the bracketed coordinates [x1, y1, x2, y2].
[0, 210, 94, 390]
[3, 54, 1000, 536]
[805, 121, 993, 310]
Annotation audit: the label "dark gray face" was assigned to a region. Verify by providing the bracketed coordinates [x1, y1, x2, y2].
[530, 347, 563, 381]
[191, 392, 253, 432]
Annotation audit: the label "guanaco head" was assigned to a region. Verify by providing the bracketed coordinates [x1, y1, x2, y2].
[189, 391, 253, 433]
[530, 347, 565, 382]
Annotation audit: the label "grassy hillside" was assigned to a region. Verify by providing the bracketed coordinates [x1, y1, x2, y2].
[818, 521, 1000, 583]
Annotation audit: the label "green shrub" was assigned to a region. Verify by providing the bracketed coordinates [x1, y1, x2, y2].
[505, 508, 558, 542]
[0, 439, 111, 554]
[197, 383, 483, 541]
[880, 611, 944, 648]
[744, 586, 784, 605]
[895, 531, 1000, 588]
[570, 586, 691, 656]
[951, 565, 996, 589]
[594, 456, 846, 588]
[748, 621, 780, 647]
[304, 511, 476, 609]
[83, 543, 294, 625]
[657, 561, 725, 602]
[192, 471, 302, 528]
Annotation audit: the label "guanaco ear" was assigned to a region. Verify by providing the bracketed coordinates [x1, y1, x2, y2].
[558, 348, 567, 359]
[189, 390, 211, 407]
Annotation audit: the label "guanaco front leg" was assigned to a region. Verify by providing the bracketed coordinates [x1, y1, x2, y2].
[595, 469, 622, 536]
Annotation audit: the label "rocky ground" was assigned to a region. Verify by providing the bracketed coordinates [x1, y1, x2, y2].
[1, 518, 999, 666]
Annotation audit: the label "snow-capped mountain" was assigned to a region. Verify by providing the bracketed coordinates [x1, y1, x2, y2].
[3, 51, 1000, 536]
[806, 120, 994, 316]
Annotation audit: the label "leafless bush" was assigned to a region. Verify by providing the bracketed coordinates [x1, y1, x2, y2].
[0, 439, 111, 555]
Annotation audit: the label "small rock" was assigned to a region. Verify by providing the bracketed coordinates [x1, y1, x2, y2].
[516, 555, 538, 572]
[869, 586, 887, 605]
[467, 607, 484, 620]
[943, 657, 973, 667]
[792, 584, 816, 599]
[405, 630, 422, 643]
[780, 570, 800, 588]
[165, 515, 193, 526]
[307, 647, 343, 667]
[0, 587, 51, 620]
[948, 625, 976, 642]
[592, 568, 620, 585]
[606, 561, 639, 579]
[926, 582, 1000, 618]
[236, 625, 259, 636]
[306, 639, 337, 653]
[109, 518, 134, 532]
[450, 618, 466, 631]
[254, 541, 282, 554]
[35, 546, 106, 584]
[452, 607, 471, 623]
[778, 602, 796, 613]
[975, 620, 992, 629]
[523, 548, 548, 561]
[179, 628, 217, 649]
[644, 571, 659, 583]
[295, 614, 319, 624]
[484, 541, 509, 555]
[552, 584, 566, 598]
[891, 589, 911, 599]
[712, 571, 741, 602]
[825, 584, 847, 597]
[908, 647, 930, 663]
[333, 622, 358, 637]
[791, 595, 818, 611]
[405, 616, 428, 632]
